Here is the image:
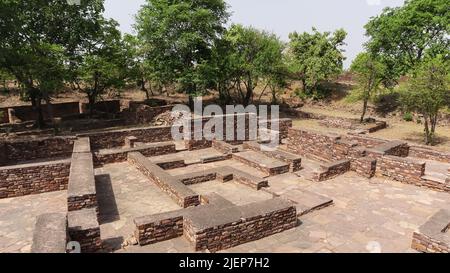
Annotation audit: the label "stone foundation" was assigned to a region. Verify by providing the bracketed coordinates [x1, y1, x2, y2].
[314, 160, 351, 182]
[0, 159, 70, 199]
[135, 197, 297, 253]
[93, 142, 176, 167]
[67, 208, 102, 253]
[67, 138, 98, 212]
[351, 157, 377, 178]
[376, 156, 425, 184]
[409, 146, 450, 163]
[128, 152, 200, 208]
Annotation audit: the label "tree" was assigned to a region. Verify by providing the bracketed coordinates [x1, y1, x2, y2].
[210, 24, 287, 106]
[135, 0, 229, 108]
[288, 28, 347, 97]
[400, 56, 449, 145]
[74, 19, 127, 114]
[350, 53, 386, 123]
[365, 0, 450, 81]
[0, 0, 106, 127]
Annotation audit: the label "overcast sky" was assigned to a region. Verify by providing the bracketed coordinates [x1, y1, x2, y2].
[104, 0, 405, 68]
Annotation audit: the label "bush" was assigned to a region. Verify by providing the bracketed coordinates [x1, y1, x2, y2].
[403, 112, 413, 122]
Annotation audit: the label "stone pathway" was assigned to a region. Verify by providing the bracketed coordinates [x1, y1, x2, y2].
[120, 171, 450, 253]
[0, 191, 67, 253]
[95, 163, 180, 250]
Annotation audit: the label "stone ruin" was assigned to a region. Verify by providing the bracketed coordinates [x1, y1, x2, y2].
[0, 108, 449, 253]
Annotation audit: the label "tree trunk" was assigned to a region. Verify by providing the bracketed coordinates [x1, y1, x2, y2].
[140, 79, 150, 100]
[423, 115, 431, 145]
[243, 77, 253, 106]
[360, 98, 368, 123]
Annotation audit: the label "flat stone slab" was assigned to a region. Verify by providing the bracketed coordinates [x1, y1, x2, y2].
[418, 209, 450, 239]
[276, 189, 333, 216]
[233, 151, 290, 176]
[68, 208, 99, 231]
[68, 152, 96, 197]
[73, 137, 91, 153]
[31, 213, 67, 253]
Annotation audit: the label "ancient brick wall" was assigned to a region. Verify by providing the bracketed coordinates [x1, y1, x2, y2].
[134, 210, 185, 246]
[0, 159, 71, 199]
[1, 102, 80, 123]
[314, 160, 351, 181]
[409, 146, 450, 163]
[80, 100, 121, 114]
[79, 126, 173, 150]
[345, 134, 387, 148]
[93, 142, 176, 167]
[351, 157, 377, 178]
[376, 156, 425, 184]
[184, 199, 297, 252]
[3, 136, 75, 164]
[287, 128, 342, 162]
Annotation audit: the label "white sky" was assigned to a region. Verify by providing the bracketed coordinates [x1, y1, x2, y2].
[104, 0, 405, 68]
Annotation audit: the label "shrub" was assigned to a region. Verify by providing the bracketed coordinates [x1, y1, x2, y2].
[403, 112, 413, 122]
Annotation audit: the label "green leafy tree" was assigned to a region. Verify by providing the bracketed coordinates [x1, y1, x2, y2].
[350, 52, 386, 123]
[211, 24, 287, 105]
[135, 0, 229, 108]
[400, 56, 449, 145]
[365, 0, 450, 82]
[74, 19, 127, 114]
[0, 0, 106, 127]
[288, 28, 347, 98]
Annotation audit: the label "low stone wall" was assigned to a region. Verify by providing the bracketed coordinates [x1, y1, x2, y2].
[185, 139, 212, 151]
[212, 140, 240, 154]
[80, 100, 121, 114]
[128, 152, 200, 208]
[135, 197, 297, 252]
[314, 160, 351, 182]
[243, 142, 302, 172]
[126, 105, 174, 124]
[376, 156, 425, 184]
[351, 157, 377, 178]
[93, 142, 176, 167]
[2, 102, 80, 123]
[346, 133, 387, 148]
[31, 213, 67, 253]
[0, 159, 71, 199]
[411, 209, 449, 253]
[287, 128, 342, 162]
[2, 136, 75, 165]
[184, 198, 297, 252]
[366, 140, 409, 158]
[67, 208, 102, 253]
[67, 138, 98, 212]
[232, 151, 290, 176]
[79, 126, 173, 150]
[409, 146, 450, 163]
[134, 210, 185, 246]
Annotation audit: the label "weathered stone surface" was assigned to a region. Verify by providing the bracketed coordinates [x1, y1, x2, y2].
[0, 159, 70, 199]
[31, 213, 67, 253]
[67, 208, 102, 253]
[233, 151, 290, 176]
[409, 145, 450, 164]
[67, 152, 98, 212]
[243, 141, 302, 172]
[93, 141, 176, 167]
[128, 152, 200, 208]
[314, 160, 351, 182]
[135, 196, 297, 253]
[411, 209, 450, 253]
